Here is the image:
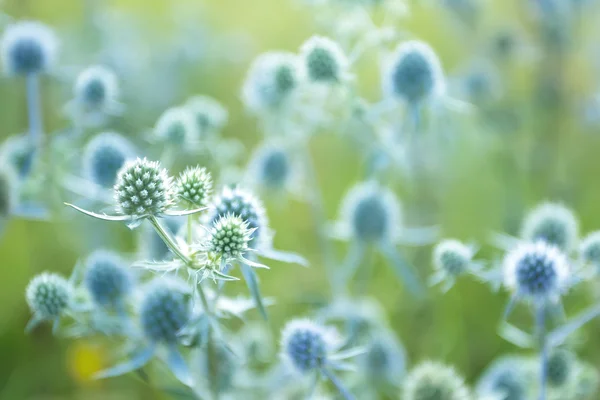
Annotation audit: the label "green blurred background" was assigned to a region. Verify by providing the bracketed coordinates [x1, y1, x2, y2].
[2, 0, 600, 398]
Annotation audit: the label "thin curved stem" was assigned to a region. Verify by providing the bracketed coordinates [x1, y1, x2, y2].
[148, 216, 191, 264]
[536, 303, 548, 400]
[26, 73, 43, 150]
[321, 367, 355, 400]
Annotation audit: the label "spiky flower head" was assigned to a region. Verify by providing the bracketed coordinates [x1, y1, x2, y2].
[281, 319, 335, 374]
[84, 250, 132, 308]
[402, 361, 471, 400]
[208, 214, 253, 260]
[114, 158, 174, 217]
[140, 281, 190, 343]
[0, 135, 35, 178]
[242, 52, 300, 113]
[503, 242, 570, 301]
[26, 272, 71, 319]
[83, 132, 135, 188]
[250, 144, 291, 190]
[520, 202, 578, 252]
[176, 166, 212, 208]
[580, 231, 600, 266]
[185, 95, 228, 137]
[0, 163, 17, 221]
[1, 21, 58, 75]
[433, 240, 472, 277]
[476, 356, 530, 400]
[154, 107, 198, 146]
[547, 348, 575, 388]
[74, 65, 119, 110]
[361, 332, 407, 383]
[340, 181, 401, 243]
[300, 36, 349, 83]
[208, 187, 268, 249]
[383, 40, 445, 105]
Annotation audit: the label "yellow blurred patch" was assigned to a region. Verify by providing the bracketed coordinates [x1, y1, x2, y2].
[67, 341, 106, 383]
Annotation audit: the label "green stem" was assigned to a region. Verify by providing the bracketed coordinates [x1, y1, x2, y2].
[148, 216, 191, 264]
[187, 214, 193, 245]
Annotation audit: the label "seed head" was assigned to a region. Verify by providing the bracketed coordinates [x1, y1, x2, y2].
[281, 319, 332, 374]
[433, 240, 472, 277]
[84, 250, 132, 308]
[26, 272, 71, 319]
[208, 187, 268, 249]
[114, 158, 174, 217]
[580, 231, 600, 266]
[361, 333, 407, 383]
[503, 242, 570, 301]
[242, 52, 300, 113]
[547, 348, 575, 388]
[83, 132, 135, 188]
[520, 202, 578, 252]
[250, 144, 291, 190]
[185, 95, 228, 137]
[340, 181, 401, 243]
[1, 21, 58, 75]
[208, 214, 253, 260]
[140, 281, 189, 343]
[476, 356, 530, 400]
[176, 166, 212, 208]
[300, 36, 349, 83]
[0, 135, 35, 178]
[74, 65, 119, 110]
[154, 107, 198, 146]
[383, 41, 444, 105]
[402, 361, 471, 400]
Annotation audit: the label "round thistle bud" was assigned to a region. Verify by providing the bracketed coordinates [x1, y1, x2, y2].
[300, 36, 349, 83]
[250, 144, 291, 190]
[520, 203, 578, 252]
[503, 242, 569, 300]
[281, 319, 332, 374]
[83, 132, 135, 188]
[176, 166, 212, 208]
[154, 107, 198, 146]
[433, 240, 472, 277]
[208, 187, 268, 249]
[26, 272, 71, 319]
[361, 333, 406, 383]
[140, 281, 189, 343]
[580, 231, 600, 266]
[547, 349, 575, 388]
[185, 95, 228, 137]
[1, 21, 58, 75]
[340, 181, 401, 243]
[0, 163, 17, 221]
[84, 250, 132, 308]
[208, 214, 252, 259]
[476, 356, 530, 400]
[114, 158, 174, 217]
[383, 41, 444, 105]
[402, 361, 471, 400]
[74, 65, 119, 110]
[242, 52, 300, 113]
[0, 135, 35, 178]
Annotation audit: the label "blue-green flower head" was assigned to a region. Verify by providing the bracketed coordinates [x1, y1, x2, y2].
[1, 21, 58, 75]
[503, 242, 570, 301]
[74, 65, 119, 110]
[433, 239, 472, 278]
[140, 280, 190, 344]
[154, 106, 199, 146]
[383, 40, 445, 105]
[84, 250, 132, 308]
[340, 181, 402, 243]
[281, 319, 336, 374]
[361, 332, 407, 383]
[184, 95, 228, 137]
[520, 202, 578, 252]
[242, 52, 300, 113]
[580, 231, 600, 266]
[175, 166, 212, 208]
[547, 348, 575, 388]
[26, 272, 72, 319]
[83, 132, 135, 188]
[403, 361, 471, 400]
[476, 356, 531, 400]
[0, 135, 35, 178]
[114, 158, 175, 217]
[208, 214, 253, 260]
[300, 35, 349, 83]
[249, 143, 291, 190]
[208, 187, 268, 249]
